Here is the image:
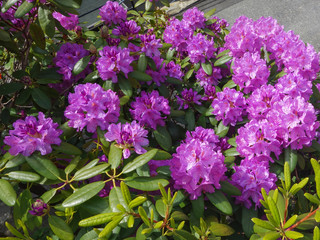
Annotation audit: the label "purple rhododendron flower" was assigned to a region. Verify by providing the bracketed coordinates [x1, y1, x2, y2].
[177, 89, 202, 110]
[4, 112, 62, 156]
[231, 158, 277, 209]
[65, 83, 120, 133]
[236, 119, 282, 159]
[96, 46, 134, 83]
[104, 121, 149, 159]
[187, 33, 216, 64]
[29, 199, 48, 216]
[140, 34, 162, 58]
[164, 61, 183, 80]
[211, 88, 246, 126]
[99, 1, 127, 26]
[185, 126, 220, 147]
[182, 7, 206, 30]
[52, 12, 79, 30]
[196, 65, 222, 87]
[170, 138, 226, 200]
[130, 90, 170, 130]
[112, 20, 141, 40]
[232, 52, 269, 93]
[202, 85, 217, 101]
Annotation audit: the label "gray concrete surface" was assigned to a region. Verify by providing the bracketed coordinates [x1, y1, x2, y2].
[213, 0, 320, 51]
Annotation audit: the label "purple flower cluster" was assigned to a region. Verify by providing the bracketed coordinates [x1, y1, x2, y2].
[211, 88, 246, 126]
[99, 1, 127, 26]
[112, 20, 141, 40]
[4, 112, 62, 156]
[52, 12, 79, 30]
[130, 91, 171, 130]
[232, 52, 269, 93]
[29, 199, 48, 216]
[170, 127, 226, 199]
[177, 89, 202, 110]
[96, 46, 134, 83]
[231, 158, 277, 209]
[182, 7, 206, 30]
[104, 121, 149, 159]
[165, 61, 183, 80]
[65, 83, 120, 133]
[187, 33, 215, 64]
[140, 34, 162, 58]
[196, 65, 222, 87]
[145, 57, 168, 86]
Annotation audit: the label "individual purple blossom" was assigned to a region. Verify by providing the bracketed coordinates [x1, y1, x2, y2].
[182, 7, 206, 30]
[196, 66, 222, 87]
[52, 12, 79, 30]
[236, 119, 282, 159]
[164, 61, 183, 80]
[4, 112, 62, 156]
[96, 46, 134, 83]
[202, 85, 217, 101]
[104, 121, 149, 159]
[187, 33, 216, 64]
[112, 20, 141, 40]
[99, 1, 127, 26]
[130, 91, 170, 130]
[231, 158, 277, 209]
[65, 83, 120, 133]
[145, 56, 168, 86]
[29, 199, 49, 216]
[232, 52, 269, 93]
[185, 127, 220, 147]
[211, 88, 246, 126]
[170, 138, 226, 200]
[177, 89, 202, 110]
[253, 17, 284, 47]
[140, 34, 162, 58]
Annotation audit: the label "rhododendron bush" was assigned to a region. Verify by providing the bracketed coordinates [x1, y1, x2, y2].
[1, 0, 320, 239]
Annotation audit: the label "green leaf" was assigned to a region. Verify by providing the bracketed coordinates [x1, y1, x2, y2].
[209, 222, 235, 236]
[109, 187, 129, 213]
[109, 142, 123, 169]
[216, 121, 229, 138]
[138, 54, 148, 72]
[263, 231, 281, 240]
[184, 68, 194, 80]
[314, 226, 320, 240]
[65, 156, 80, 175]
[5, 222, 24, 239]
[220, 181, 241, 196]
[125, 176, 169, 191]
[41, 189, 57, 203]
[5, 154, 25, 168]
[122, 149, 158, 174]
[7, 171, 41, 182]
[191, 195, 204, 219]
[38, 7, 55, 38]
[186, 109, 195, 131]
[267, 196, 281, 226]
[204, 8, 216, 18]
[283, 215, 297, 229]
[121, 181, 132, 205]
[30, 23, 46, 50]
[14, 0, 34, 18]
[129, 70, 152, 81]
[224, 147, 239, 157]
[304, 193, 320, 205]
[222, 80, 237, 90]
[129, 196, 147, 209]
[135, 0, 145, 8]
[26, 155, 60, 180]
[145, 0, 152, 11]
[84, 70, 99, 82]
[166, 48, 176, 61]
[201, 62, 212, 75]
[154, 126, 172, 151]
[73, 55, 90, 75]
[0, 179, 16, 206]
[74, 159, 99, 176]
[152, 150, 171, 160]
[48, 216, 74, 240]
[15, 88, 32, 105]
[214, 55, 232, 67]
[79, 212, 118, 227]
[31, 88, 51, 109]
[0, 82, 24, 95]
[120, 96, 130, 105]
[3, 0, 19, 11]
[206, 190, 233, 215]
[73, 163, 109, 181]
[285, 231, 304, 239]
[172, 230, 197, 240]
[241, 207, 257, 237]
[289, 177, 309, 195]
[284, 148, 297, 172]
[156, 199, 166, 218]
[118, 75, 132, 97]
[138, 206, 150, 226]
[284, 161, 291, 191]
[62, 181, 105, 208]
[0, 28, 11, 42]
[53, 142, 82, 155]
[53, 0, 80, 8]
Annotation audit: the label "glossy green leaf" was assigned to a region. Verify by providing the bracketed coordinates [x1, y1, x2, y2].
[289, 177, 309, 195]
[73, 55, 90, 75]
[99, 215, 123, 238]
[224, 147, 239, 157]
[138, 206, 150, 226]
[41, 189, 57, 203]
[48, 215, 74, 240]
[0, 179, 16, 206]
[263, 231, 281, 240]
[84, 70, 99, 82]
[209, 222, 235, 236]
[38, 7, 55, 38]
[73, 163, 109, 181]
[154, 126, 172, 151]
[30, 23, 46, 50]
[152, 150, 171, 160]
[285, 231, 303, 239]
[53, 0, 80, 8]
[145, 0, 152, 11]
[26, 155, 60, 180]
[129, 196, 147, 209]
[220, 181, 241, 196]
[186, 109, 195, 131]
[283, 215, 298, 229]
[74, 159, 99, 176]
[284, 161, 291, 191]
[122, 149, 158, 174]
[125, 176, 169, 191]
[53, 142, 82, 155]
[129, 70, 152, 81]
[201, 62, 212, 75]
[156, 199, 166, 218]
[284, 148, 297, 172]
[135, 0, 145, 8]
[109, 142, 123, 169]
[3, 0, 19, 11]
[79, 230, 99, 240]
[184, 68, 194, 80]
[7, 171, 41, 182]
[65, 156, 80, 175]
[14, 1, 34, 18]
[222, 80, 237, 90]
[0, 82, 24, 95]
[241, 207, 257, 237]
[166, 48, 175, 61]
[214, 55, 232, 67]
[267, 196, 281, 226]
[138, 54, 148, 72]
[31, 88, 51, 109]
[206, 190, 233, 215]
[121, 181, 132, 205]
[109, 187, 129, 212]
[172, 230, 197, 240]
[5, 154, 25, 168]
[304, 193, 320, 205]
[252, 218, 275, 231]
[204, 8, 216, 18]
[78, 212, 118, 227]
[118, 75, 133, 97]
[5, 222, 24, 239]
[62, 181, 105, 208]
[216, 121, 229, 138]
[314, 226, 320, 240]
